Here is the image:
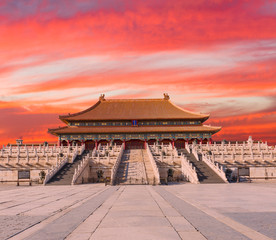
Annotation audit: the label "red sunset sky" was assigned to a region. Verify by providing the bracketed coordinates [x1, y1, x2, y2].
[0, 0, 275, 146]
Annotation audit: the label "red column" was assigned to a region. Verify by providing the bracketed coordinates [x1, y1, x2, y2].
[144, 139, 147, 149]
[95, 140, 98, 150]
[67, 140, 70, 146]
[123, 139, 126, 150]
[209, 138, 212, 144]
[200, 139, 203, 144]
[172, 139, 175, 149]
[81, 140, 84, 146]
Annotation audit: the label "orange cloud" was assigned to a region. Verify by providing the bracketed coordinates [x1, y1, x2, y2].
[1, 1, 276, 60]
[1, 0, 276, 146]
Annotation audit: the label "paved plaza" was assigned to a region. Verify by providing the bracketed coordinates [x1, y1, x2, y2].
[0, 183, 276, 240]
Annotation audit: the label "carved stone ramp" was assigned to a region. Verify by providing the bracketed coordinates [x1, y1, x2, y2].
[115, 149, 148, 184]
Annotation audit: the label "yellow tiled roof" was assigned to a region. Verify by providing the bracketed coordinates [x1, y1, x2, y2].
[59, 98, 209, 122]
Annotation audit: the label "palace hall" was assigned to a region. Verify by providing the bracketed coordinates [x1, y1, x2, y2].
[1, 94, 276, 186]
[48, 94, 221, 149]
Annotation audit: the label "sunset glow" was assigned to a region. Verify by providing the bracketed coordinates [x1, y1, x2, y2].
[0, 0, 276, 145]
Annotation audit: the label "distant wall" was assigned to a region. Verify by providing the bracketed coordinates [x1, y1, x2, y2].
[250, 167, 276, 179]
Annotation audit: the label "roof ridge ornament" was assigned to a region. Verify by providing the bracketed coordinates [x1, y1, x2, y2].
[163, 93, 170, 100]
[99, 94, 105, 101]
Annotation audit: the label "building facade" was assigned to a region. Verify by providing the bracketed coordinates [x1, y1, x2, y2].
[48, 94, 221, 149]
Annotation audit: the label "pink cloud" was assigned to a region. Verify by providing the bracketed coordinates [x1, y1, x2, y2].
[1, 0, 275, 146]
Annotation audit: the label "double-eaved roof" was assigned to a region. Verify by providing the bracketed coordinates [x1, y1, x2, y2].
[49, 94, 221, 136]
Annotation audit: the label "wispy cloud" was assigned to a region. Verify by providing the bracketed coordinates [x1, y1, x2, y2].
[1, 0, 276, 145]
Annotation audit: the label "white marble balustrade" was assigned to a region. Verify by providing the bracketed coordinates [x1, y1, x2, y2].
[0, 144, 84, 166]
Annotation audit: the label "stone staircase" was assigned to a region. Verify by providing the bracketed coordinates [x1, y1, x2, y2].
[141, 149, 156, 184]
[115, 149, 155, 185]
[46, 151, 89, 185]
[179, 149, 225, 184]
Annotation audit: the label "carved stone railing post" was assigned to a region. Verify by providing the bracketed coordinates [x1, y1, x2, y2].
[180, 153, 199, 184]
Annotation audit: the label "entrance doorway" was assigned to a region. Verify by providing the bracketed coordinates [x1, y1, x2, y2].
[113, 139, 123, 146]
[175, 139, 185, 149]
[98, 140, 109, 146]
[159, 139, 172, 146]
[85, 140, 95, 150]
[147, 139, 157, 146]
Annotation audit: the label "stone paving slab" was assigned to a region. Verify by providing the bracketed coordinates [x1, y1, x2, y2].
[107, 209, 163, 217]
[91, 226, 180, 240]
[0, 187, 89, 214]
[178, 231, 206, 240]
[89, 185, 181, 239]
[100, 215, 170, 228]
[147, 185, 205, 239]
[0, 184, 107, 240]
[224, 212, 276, 239]
[167, 216, 198, 232]
[0, 185, 27, 192]
[166, 183, 276, 213]
[1, 183, 276, 240]
[0, 215, 44, 240]
[164, 183, 276, 239]
[155, 186, 250, 240]
[26, 186, 118, 240]
[66, 186, 125, 240]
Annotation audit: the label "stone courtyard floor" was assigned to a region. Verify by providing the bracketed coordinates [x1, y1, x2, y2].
[0, 183, 276, 240]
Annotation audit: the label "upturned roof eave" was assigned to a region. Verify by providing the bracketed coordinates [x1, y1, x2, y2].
[48, 126, 68, 136]
[210, 126, 222, 133]
[49, 125, 222, 135]
[59, 100, 101, 120]
[59, 116, 209, 122]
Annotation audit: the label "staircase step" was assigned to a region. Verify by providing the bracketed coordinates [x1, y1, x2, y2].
[114, 149, 155, 185]
[46, 151, 89, 185]
[180, 149, 226, 184]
